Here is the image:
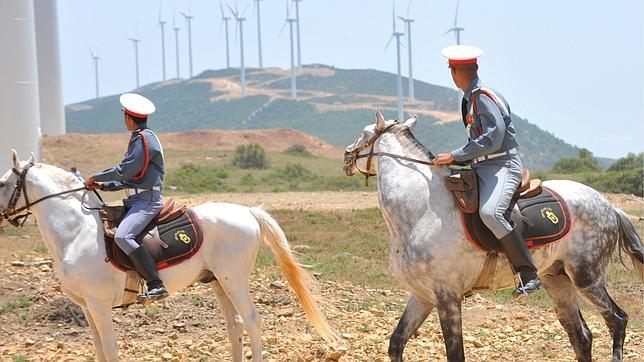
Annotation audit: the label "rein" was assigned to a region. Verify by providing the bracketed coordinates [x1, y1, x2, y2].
[1, 162, 101, 227]
[344, 122, 436, 186]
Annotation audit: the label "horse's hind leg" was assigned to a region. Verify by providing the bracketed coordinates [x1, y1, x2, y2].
[211, 281, 244, 362]
[221, 284, 263, 362]
[81, 306, 107, 362]
[541, 264, 592, 361]
[83, 298, 119, 361]
[577, 283, 628, 361]
[388, 294, 434, 362]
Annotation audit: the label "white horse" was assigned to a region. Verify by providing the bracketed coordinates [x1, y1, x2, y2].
[0, 151, 339, 361]
[344, 112, 643, 362]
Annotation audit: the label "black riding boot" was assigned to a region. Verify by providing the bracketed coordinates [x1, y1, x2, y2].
[498, 226, 542, 297]
[128, 246, 169, 301]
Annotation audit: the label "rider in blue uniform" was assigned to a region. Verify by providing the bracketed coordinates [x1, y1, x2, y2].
[434, 45, 542, 297]
[85, 93, 168, 300]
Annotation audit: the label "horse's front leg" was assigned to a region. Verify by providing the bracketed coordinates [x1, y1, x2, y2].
[435, 289, 465, 362]
[83, 297, 119, 361]
[388, 294, 434, 362]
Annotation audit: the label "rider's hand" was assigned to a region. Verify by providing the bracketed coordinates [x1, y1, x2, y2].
[84, 177, 101, 190]
[433, 153, 454, 166]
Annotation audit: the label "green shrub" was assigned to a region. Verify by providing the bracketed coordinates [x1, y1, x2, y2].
[232, 143, 269, 169]
[608, 152, 643, 172]
[264, 163, 319, 183]
[166, 164, 230, 193]
[284, 144, 312, 157]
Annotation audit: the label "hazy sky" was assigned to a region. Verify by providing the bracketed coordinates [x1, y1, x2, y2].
[57, 0, 643, 158]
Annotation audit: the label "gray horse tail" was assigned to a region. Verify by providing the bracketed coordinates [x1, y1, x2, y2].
[615, 208, 644, 280]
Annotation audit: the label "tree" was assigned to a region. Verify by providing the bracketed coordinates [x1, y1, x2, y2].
[608, 152, 644, 172]
[552, 148, 602, 174]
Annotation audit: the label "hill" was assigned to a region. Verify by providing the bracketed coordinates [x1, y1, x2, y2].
[66, 64, 579, 170]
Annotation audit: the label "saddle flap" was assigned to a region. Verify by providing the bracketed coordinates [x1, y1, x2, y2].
[154, 199, 186, 224]
[445, 170, 479, 214]
[516, 168, 531, 194]
[100, 205, 125, 239]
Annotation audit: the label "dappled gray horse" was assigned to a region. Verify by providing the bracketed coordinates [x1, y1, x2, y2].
[344, 112, 643, 362]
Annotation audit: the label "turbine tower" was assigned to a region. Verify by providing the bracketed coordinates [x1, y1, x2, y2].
[128, 37, 141, 88]
[445, 0, 464, 44]
[385, 2, 405, 121]
[228, 5, 248, 97]
[254, 0, 263, 68]
[90, 49, 100, 98]
[181, 11, 194, 77]
[158, 0, 167, 81]
[220, 2, 231, 69]
[281, 0, 297, 98]
[293, 0, 303, 68]
[173, 10, 181, 78]
[398, 0, 415, 103]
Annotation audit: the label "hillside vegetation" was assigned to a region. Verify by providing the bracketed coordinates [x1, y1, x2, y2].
[66, 64, 580, 170]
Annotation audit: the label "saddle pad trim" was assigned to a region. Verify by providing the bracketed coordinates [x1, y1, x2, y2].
[524, 187, 573, 246]
[461, 212, 488, 252]
[156, 209, 204, 270]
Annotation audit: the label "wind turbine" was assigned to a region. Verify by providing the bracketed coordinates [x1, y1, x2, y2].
[445, 0, 464, 45]
[220, 2, 231, 69]
[90, 49, 100, 98]
[254, 0, 263, 68]
[385, 2, 405, 121]
[293, 0, 302, 68]
[127, 36, 141, 88]
[228, 4, 248, 97]
[180, 10, 194, 77]
[398, 0, 415, 103]
[280, 0, 297, 98]
[173, 10, 181, 78]
[158, 0, 167, 81]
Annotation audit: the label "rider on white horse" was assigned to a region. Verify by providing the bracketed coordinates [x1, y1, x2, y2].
[434, 45, 542, 296]
[84, 93, 168, 300]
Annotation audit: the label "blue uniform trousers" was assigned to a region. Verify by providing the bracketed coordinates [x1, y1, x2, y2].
[473, 154, 523, 239]
[114, 190, 163, 255]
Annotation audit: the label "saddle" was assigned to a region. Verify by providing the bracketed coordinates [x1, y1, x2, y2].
[100, 199, 204, 271]
[446, 169, 572, 252]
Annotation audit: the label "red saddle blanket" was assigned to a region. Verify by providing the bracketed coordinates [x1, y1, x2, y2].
[104, 208, 204, 272]
[462, 186, 572, 252]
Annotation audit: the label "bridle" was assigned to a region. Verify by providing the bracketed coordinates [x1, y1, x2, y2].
[0, 162, 96, 227]
[344, 121, 436, 186]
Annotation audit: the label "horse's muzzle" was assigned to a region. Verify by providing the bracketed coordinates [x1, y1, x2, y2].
[343, 152, 357, 176]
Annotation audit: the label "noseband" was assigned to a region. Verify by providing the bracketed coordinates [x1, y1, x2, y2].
[1, 163, 89, 227]
[344, 122, 436, 186]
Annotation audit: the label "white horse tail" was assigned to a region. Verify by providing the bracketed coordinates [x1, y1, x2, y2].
[249, 207, 341, 346]
[615, 208, 644, 280]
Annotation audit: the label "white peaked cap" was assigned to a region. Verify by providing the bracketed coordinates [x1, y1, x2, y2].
[119, 93, 156, 118]
[441, 45, 484, 65]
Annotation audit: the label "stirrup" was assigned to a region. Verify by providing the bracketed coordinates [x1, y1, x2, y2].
[512, 275, 542, 299]
[136, 287, 168, 303]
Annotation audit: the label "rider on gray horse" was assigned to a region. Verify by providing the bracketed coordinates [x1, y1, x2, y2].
[434, 45, 542, 296]
[84, 93, 168, 300]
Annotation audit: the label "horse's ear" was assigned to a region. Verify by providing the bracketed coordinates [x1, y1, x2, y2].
[375, 110, 385, 130]
[403, 115, 418, 130]
[11, 149, 19, 169]
[27, 152, 35, 164]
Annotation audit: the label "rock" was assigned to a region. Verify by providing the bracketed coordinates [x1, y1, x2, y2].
[25, 338, 36, 346]
[10, 261, 26, 267]
[161, 352, 173, 360]
[270, 280, 286, 289]
[172, 322, 186, 332]
[57, 341, 64, 349]
[341, 333, 353, 339]
[325, 350, 345, 361]
[276, 307, 294, 317]
[169, 332, 179, 340]
[370, 308, 385, 317]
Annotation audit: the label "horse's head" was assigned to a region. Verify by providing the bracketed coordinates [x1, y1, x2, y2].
[0, 150, 38, 227]
[343, 110, 418, 177]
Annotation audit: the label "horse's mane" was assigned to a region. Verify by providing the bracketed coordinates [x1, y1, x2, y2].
[34, 163, 83, 188]
[394, 125, 435, 161]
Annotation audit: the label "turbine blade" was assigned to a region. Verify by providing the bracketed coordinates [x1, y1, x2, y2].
[227, 4, 237, 17]
[392, 1, 396, 32]
[454, 0, 460, 27]
[383, 35, 394, 54]
[241, 4, 249, 17]
[444, 28, 454, 35]
[279, 21, 288, 37]
[406, 0, 412, 18]
[158, 0, 162, 22]
[286, 0, 290, 18]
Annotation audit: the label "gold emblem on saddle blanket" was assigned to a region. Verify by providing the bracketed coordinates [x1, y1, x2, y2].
[174, 230, 192, 244]
[540, 207, 559, 224]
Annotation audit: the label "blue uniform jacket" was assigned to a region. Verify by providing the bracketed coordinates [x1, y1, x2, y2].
[92, 126, 164, 191]
[450, 77, 519, 162]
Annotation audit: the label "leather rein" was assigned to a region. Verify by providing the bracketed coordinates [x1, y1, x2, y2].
[344, 122, 436, 186]
[1, 163, 95, 227]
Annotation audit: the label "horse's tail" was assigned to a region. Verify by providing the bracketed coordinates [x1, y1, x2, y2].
[615, 208, 644, 280]
[249, 207, 340, 346]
